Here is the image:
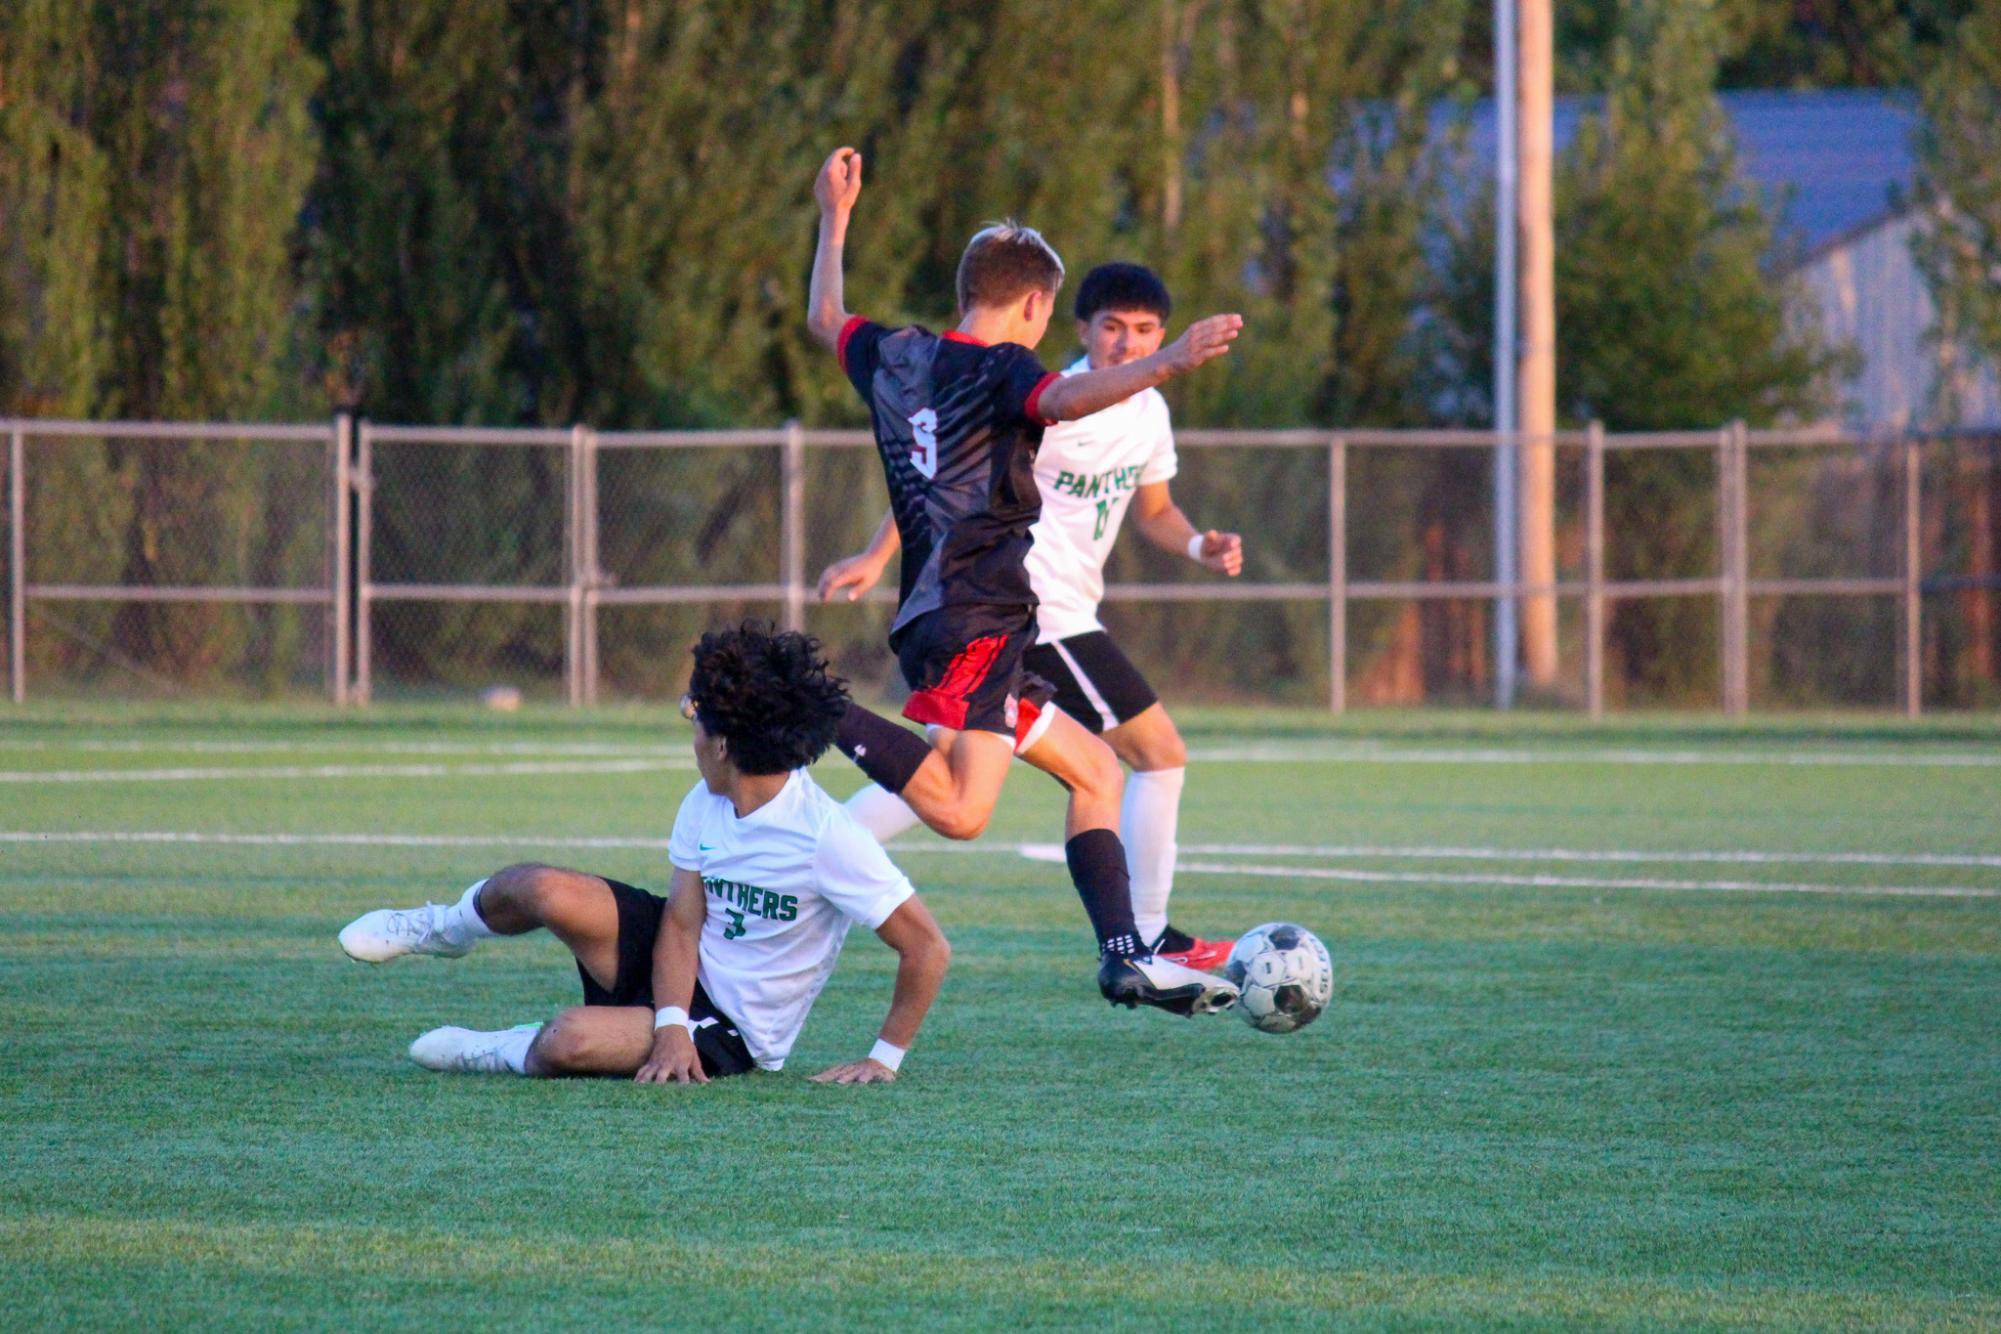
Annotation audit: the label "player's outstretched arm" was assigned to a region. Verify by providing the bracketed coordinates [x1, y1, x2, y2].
[810, 896, 949, 1085]
[807, 146, 865, 349]
[817, 509, 901, 603]
[635, 868, 710, 1086]
[1131, 481, 1243, 576]
[1034, 313, 1242, 422]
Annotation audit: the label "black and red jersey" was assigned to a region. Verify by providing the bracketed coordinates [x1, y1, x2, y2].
[837, 316, 1059, 638]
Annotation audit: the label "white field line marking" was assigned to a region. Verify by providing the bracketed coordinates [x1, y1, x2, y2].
[1177, 842, 2001, 870]
[1002, 841, 1996, 898]
[0, 759, 693, 785]
[0, 831, 675, 850]
[934, 840, 2001, 872]
[3, 736, 1999, 768]
[0, 739, 684, 757]
[1187, 743, 2001, 768]
[8, 831, 1995, 899]
[1170, 859, 2001, 900]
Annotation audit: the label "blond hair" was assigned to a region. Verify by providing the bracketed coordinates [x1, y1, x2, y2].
[956, 220, 1066, 313]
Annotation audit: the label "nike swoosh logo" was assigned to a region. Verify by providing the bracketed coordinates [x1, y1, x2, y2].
[698, 843, 714, 851]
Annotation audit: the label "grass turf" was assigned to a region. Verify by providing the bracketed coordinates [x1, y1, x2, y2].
[2, 703, 1998, 1329]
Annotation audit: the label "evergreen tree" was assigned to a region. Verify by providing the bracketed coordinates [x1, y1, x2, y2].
[2, 1, 315, 688]
[0, 0, 112, 419]
[302, 1, 602, 688]
[1912, 3, 2001, 405]
[1435, 0, 1835, 702]
[1911, 4, 2001, 702]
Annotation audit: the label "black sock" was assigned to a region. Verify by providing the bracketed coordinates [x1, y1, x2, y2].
[834, 701, 932, 794]
[1154, 924, 1194, 954]
[1065, 829, 1143, 957]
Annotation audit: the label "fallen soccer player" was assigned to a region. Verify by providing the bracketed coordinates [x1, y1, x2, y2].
[336, 624, 950, 1086]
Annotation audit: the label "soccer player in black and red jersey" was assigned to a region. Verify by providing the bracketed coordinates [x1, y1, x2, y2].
[805, 145, 1242, 1017]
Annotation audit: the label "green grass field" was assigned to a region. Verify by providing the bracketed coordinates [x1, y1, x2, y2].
[4, 702, 1999, 1329]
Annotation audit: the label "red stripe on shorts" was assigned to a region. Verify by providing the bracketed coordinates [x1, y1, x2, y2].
[902, 635, 1006, 731]
[1012, 695, 1042, 749]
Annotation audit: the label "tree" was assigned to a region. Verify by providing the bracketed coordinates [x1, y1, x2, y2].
[1434, 0, 1836, 702]
[1547, 0, 1978, 92]
[1911, 4, 2001, 701]
[1, 1, 316, 689]
[1912, 4, 2001, 399]
[0, 0, 112, 420]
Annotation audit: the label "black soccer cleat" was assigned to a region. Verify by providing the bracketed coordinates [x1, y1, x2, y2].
[1097, 952, 1241, 1017]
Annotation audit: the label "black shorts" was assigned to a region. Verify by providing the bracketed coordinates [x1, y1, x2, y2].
[891, 603, 1055, 744]
[582, 878, 757, 1079]
[1021, 631, 1160, 734]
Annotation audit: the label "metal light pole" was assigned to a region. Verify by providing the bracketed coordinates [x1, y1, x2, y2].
[1493, 0, 1519, 709]
[1517, 0, 1558, 687]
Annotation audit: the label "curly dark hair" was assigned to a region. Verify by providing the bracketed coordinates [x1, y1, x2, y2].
[685, 623, 850, 775]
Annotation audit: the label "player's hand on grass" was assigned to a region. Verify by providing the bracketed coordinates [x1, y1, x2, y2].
[809, 1057, 897, 1085]
[1197, 530, 1243, 576]
[815, 146, 864, 216]
[635, 1029, 708, 1085]
[817, 552, 885, 603]
[1163, 313, 1242, 376]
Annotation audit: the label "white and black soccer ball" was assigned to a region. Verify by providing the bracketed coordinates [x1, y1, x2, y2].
[1224, 922, 1332, 1033]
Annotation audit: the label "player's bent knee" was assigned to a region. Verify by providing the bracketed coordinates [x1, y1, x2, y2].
[1112, 708, 1187, 771]
[526, 1008, 596, 1075]
[1072, 743, 1124, 804]
[485, 861, 555, 900]
[502, 864, 605, 921]
[1140, 732, 1188, 771]
[932, 804, 991, 841]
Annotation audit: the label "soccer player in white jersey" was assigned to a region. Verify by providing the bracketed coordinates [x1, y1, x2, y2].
[822, 263, 1241, 970]
[336, 625, 950, 1086]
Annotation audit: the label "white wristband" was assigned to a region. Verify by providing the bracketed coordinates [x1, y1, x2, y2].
[653, 1005, 690, 1031]
[868, 1038, 906, 1072]
[1185, 533, 1207, 561]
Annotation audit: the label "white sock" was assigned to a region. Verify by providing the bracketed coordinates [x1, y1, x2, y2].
[496, 1023, 539, 1074]
[1122, 766, 1185, 945]
[447, 880, 497, 940]
[845, 783, 924, 844]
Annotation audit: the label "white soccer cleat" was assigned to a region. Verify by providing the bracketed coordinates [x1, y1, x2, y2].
[338, 903, 475, 963]
[1098, 951, 1241, 1017]
[407, 1024, 540, 1074]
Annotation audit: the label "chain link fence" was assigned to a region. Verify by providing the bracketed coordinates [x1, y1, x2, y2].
[5, 416, 1998, 712]
[4, 419, 345, 701]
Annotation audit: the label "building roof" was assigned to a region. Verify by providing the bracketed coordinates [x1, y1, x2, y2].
[1444, 88, 1917, 257]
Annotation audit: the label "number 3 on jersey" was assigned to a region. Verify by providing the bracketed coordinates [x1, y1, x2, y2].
[908, 407, 939, 479]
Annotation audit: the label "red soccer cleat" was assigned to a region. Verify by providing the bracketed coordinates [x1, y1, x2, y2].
[1152, 930, 1235, 972]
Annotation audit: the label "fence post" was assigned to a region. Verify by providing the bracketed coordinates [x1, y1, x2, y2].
[327, 414, 352, 705]
[7, 425, 23, 703]
[1902, 438, 1922, 717]
[781, 420, 806, 634]
[581, 427, 600, 706]
[564, 424, 585, 708]
[1716, 421, 1748, 715]
[1328, 436, 1347, 713]
[355, 423, 373, 705]
[1585, 420, 1605, 718]
[1728, 420, 1744, 716]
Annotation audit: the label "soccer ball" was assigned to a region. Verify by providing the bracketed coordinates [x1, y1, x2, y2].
[1224, 922, 1332, 1033]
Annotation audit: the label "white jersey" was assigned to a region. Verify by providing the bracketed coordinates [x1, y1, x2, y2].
[1025, 357, 1178, 642]
[666, 770, 914, 1070]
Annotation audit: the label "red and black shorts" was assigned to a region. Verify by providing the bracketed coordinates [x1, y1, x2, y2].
[891, 604, 1057, 747]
